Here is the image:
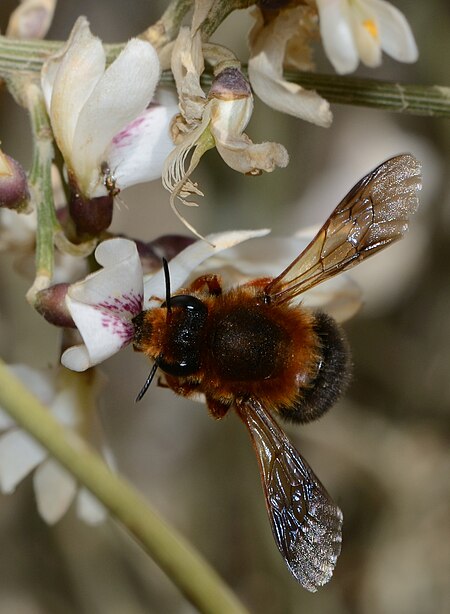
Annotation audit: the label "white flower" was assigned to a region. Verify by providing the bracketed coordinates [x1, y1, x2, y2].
[41, 17, 178, 200]
[0, 365, 107, 525]
[163, 27, 288, 228]
[61, 230, 270, 372]
[61, 227, 361, 372]
[248, 4, 333, 127]
[316, 0, 418, 74]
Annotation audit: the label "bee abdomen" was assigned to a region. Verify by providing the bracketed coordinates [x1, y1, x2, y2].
[279, 311, 351, 424]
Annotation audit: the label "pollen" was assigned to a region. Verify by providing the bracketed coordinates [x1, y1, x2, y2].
[363, 19, 378, 39]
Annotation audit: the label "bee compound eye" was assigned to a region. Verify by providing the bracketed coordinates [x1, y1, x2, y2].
[159, 295, 208, 377]
[169, 294, 207, 315]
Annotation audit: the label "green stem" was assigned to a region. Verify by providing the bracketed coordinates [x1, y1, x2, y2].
[283, 70, 450, 118]
[200, 0, 256, 39]
[23, 79, 58, 300]
[141, 0, 194, 48]
[0, 359, 249, 614]
[0, 34, 449, 117]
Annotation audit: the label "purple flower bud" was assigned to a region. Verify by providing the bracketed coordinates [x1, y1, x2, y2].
[209, 67, 252, 101]
[0, 152, 30, 211]
[68, 186, 114, 237]
[35, 283, 76, 328]
[135, 234, 196, 274]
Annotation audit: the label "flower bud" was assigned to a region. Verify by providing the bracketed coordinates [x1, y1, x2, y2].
[135, 235, 196, 274]
[6, 0, 56, 40]
[209, 67, 252, 102]
[68, 179, 113, 237]
[0, 151, 30, 212]
[35, 283, 76, 328]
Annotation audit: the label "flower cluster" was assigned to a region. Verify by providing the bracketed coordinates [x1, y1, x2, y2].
[0, 0, 420, 533]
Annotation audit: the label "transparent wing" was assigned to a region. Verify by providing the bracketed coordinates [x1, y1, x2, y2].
[235, 397, 342, 591]
[265, 154, 422, 304]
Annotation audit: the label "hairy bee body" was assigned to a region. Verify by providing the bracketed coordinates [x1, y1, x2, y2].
[133, 281, 350, 421]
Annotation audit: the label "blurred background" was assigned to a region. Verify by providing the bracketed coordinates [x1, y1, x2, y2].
[0, 1, 449, 613]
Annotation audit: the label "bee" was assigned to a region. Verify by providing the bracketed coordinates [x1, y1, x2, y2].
[132, 154, 421, 591]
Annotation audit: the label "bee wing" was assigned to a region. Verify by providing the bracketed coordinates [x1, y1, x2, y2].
[235, 397, 342, 591]
[265, 154, 422, 304]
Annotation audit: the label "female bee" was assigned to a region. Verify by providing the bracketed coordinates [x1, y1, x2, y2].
[133, 154, 421, 591]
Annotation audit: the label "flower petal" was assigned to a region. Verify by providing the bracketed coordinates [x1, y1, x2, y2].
[72, 38, 161, 196]
[76, 487, 107, 525]
[63, 239, 143, 371]
[33, 458, 77, 524]
[0, 430, 46, 493]
[316, 0, 359, 74]
[107, 90, 178, 188]
[210, 98, 289, 173]
[248, 6, 332, 126]
[61, 344, 92, 372]
[372, 0, 418, 63]
[144, 229, 270, 305]
[0, 408, 14, 430]
[42, 17, 105, 163]
[352, 11, 382, 68]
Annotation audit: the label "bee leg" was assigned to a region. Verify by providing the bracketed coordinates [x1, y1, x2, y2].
[206, 396, 232, 420]
[188, 275, 223, 296]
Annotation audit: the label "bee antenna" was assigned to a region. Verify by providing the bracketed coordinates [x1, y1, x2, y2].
[162, 257, 172, 314]
[135, 360, 159, 402]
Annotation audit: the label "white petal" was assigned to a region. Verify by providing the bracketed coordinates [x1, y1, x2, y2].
[302, 274, 362, 323]
[76, 487, 107, 524]
[72, 38, 161, 195]
[43, 18, 105, 161]
[63, 239, 143, 370]
[8, 364, 55, 405]
[0, 430, 46, 493]
[107, 93, 178, 188]
[33, 458, 77, 524]
[0, 408, 14, 430]
[316, 0, 359, 74]
[352, 13, 382, 68]
[144, 229, 270, 304]
[61, 344, 92, 372]
[249, 6, 332, 126]
[69, 238, 143, 308]
[372, 0, 418, 63]
[64, 299, 135, 370]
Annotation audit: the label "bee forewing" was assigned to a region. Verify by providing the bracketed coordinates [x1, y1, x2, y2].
[236, 398, 343, 591]
[265, 154, 422, 304]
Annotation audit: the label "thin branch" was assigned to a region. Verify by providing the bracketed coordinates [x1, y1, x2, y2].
[0, 359, 250, 614]
[0, 35, 448, 118]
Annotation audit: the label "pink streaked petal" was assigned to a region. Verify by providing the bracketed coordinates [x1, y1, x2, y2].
[107, 95, 178, 188]
[144, 229, 270, 305]
[72, 38, 161, 185]
[33, 458, 77, 524]
[63, 300, 135, 370]
[43, 18, 105, 160]
[69, 239, 143, 314]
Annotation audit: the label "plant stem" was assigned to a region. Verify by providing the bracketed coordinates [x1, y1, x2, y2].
[0, 359, 250, 614]
[141, 0, 194, 48]
[0, 35, 449, 117]
[20, 79, 57, 300]
[283, 70, 450, 118]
